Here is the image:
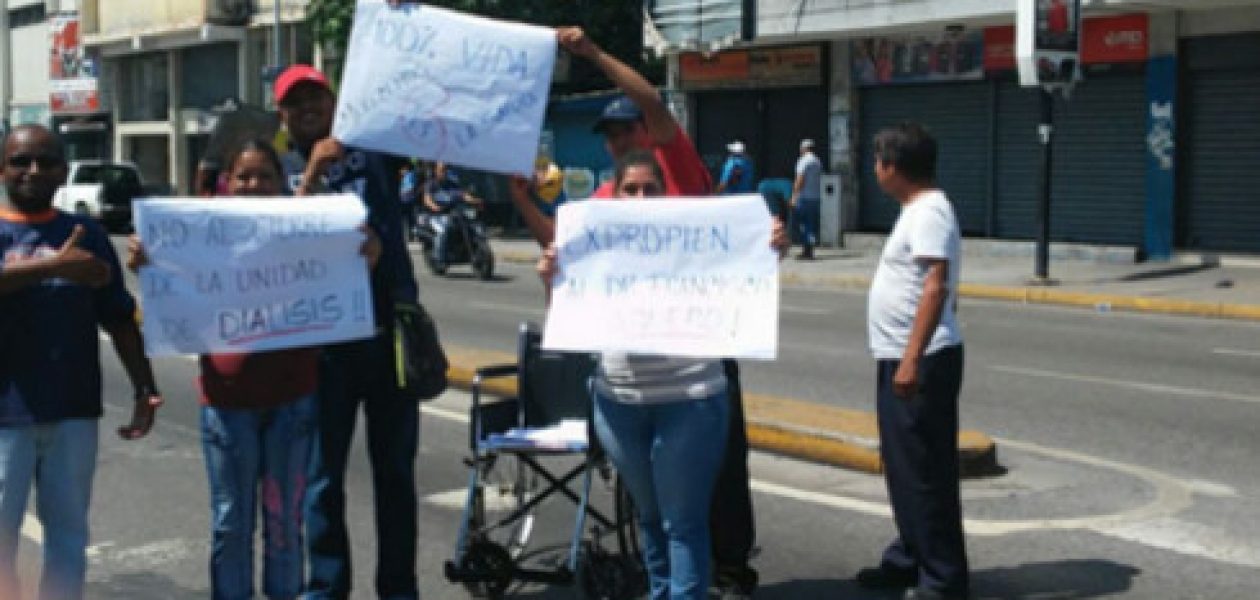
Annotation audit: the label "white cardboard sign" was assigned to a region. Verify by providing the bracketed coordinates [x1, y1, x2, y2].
[543, 195, 779, 360]
[133, 195, 375, 357]
[332, 0, 556, 176]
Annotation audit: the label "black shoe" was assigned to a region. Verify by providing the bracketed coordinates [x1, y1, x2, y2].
[855, 566, 918, 590]
[714, 564, 758, 599]
[904, 587, 966, 600]
[795, 246, 815, 260]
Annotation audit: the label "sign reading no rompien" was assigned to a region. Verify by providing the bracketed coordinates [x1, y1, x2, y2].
[542, 195, 779, 360]
[133, 195, 375, 357]
[332, 1, 557, 176]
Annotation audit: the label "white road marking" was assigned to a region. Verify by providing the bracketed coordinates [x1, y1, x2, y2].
[781, 304, 832, 316]
[1212, 347, 1260, 359]
[990, 364, 1260, 406]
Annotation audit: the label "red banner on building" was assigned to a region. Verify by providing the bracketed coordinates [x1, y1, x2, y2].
[986, 13, 1148, 71]
[50, 15, 103, 114]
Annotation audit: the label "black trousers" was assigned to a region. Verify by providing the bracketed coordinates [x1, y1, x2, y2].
[876, 345, 969, 596]
[711, 359, 756, 572]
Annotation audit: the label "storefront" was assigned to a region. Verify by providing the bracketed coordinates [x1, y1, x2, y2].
[680, 44, 830, 183]
[1180, 32, 1260, 253]
[855, 15, 1151, 246]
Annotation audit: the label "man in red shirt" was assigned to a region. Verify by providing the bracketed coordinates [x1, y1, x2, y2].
[509, 28, 712, 247]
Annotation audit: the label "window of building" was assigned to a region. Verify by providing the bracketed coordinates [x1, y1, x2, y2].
[118, 53, 170, 122]
[8, 3, 47, 28]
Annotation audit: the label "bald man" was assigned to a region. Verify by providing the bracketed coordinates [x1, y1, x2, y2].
[0, 125, 161, 599]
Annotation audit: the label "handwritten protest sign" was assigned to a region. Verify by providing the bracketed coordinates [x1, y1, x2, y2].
[133, 195, 374, 357]
[543, 195, 779, 360]
[332, 1, 556, 176]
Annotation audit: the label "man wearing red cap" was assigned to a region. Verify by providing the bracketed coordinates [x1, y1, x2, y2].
[271, 63, 422, 600]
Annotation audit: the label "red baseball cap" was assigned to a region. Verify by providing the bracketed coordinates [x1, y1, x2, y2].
[274, 64, 330, 104]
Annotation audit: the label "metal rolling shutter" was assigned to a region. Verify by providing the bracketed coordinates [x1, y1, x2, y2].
[1184, 69, 1260, 252]
[1049, 73, 1147, 244]
[858, 82, 991, 233]
[994, 75, 1146, 244]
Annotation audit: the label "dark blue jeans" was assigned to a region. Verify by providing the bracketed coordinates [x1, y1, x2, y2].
[793, 198, 821, 248]
[876, 345, 968, 597]
[304, 336, 419, 600]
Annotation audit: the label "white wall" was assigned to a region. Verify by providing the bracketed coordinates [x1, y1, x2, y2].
[9, 20, 51, 109]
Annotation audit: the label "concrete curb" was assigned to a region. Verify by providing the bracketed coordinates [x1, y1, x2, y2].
[442, 346, 999, 477]
[497, 248, 1260, 322]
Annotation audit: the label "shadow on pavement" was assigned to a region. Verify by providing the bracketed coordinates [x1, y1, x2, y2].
[972, 558, 1141, 599]
[758, 577, 894, 598]
[1116, 263, 1217, 283]
[87, 571, 206, 599]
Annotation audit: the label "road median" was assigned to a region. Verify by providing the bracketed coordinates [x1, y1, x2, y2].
[442, 345, 999, 477]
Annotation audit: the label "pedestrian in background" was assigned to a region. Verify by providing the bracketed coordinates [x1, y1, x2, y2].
[399, 161, 421, 241]
[857, 122, 969, 600]
[715, 140, 755, 195]
[0, 124, 162, 600]
[790, 139, 823, 260]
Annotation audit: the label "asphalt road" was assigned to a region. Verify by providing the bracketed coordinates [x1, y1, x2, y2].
[13, 241, 1260, 598]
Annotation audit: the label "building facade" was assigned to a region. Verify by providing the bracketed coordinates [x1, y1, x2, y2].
[670, 0, 1260, 256]
[76, 0, 313, 193]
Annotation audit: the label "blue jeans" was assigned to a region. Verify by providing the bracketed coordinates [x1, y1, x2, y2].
[202, 396, 317, 600]
[0, 419, 98, 600]
[793, 198, 821, 247]
[593, 391, 730, 600]
[304, 337, 419, 600]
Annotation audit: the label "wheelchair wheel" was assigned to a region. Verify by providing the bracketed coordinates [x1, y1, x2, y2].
[576, 542, 641, 600]
[462, 540, 513, 599]
[472, 454, 538, 558]
[613, 475, 642, 566]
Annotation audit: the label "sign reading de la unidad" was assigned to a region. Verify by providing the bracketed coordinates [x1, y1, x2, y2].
[1016, 0, 1082, 88]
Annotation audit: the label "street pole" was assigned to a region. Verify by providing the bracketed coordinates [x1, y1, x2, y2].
[1033, 86, 1055, 283]
[273, 0, 283, 72]
[0, 0, 11, 131]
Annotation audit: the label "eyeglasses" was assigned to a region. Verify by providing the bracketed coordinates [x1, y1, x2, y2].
[6, 154, 64, 169]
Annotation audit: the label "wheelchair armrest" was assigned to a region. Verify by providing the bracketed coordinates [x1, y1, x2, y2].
[473, 363, 519, 382]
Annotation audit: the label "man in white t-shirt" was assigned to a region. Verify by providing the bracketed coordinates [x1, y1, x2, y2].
[858, 123, 968, 600]
[790, 139, 823, 259]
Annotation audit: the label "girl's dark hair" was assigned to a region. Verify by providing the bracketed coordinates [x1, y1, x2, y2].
[223, 139, 285, 183]
[613, 149, 665, 187]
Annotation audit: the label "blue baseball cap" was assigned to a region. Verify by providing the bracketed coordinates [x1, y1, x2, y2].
[593, 96, 643, 133]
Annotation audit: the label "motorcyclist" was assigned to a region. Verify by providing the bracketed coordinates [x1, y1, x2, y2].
[422, 162, 483, 268]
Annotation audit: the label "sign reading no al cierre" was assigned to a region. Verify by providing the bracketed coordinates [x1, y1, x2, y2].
[332, 1, 556, 176]
[133, 195, 375, 357]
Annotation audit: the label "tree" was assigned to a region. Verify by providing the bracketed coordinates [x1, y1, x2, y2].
[305, 0, 661, 91]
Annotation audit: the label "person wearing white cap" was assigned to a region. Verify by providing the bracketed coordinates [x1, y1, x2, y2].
[716, 140, 755, 195]
[790, 138, 823, 259]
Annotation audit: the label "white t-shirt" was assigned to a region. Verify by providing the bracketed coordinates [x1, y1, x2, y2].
[867, 190, 963, 360]
[795, 152, 822, 200]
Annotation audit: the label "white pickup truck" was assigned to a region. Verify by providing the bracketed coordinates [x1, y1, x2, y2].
[52, 161, 147, 232]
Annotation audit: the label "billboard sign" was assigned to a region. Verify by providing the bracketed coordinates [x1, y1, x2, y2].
[1017, 0, 1082, 87]
[50, 14, 103, 114]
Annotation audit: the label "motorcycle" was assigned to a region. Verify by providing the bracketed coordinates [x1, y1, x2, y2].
[414, 196, 495, 281]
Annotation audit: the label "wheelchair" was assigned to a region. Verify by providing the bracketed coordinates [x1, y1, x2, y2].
[444, 322, 645, 599]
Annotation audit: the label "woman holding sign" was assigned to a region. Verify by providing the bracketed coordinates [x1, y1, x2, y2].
[538, 151, 785, 600]
[128, 140, 381, 600]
